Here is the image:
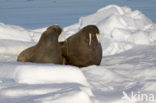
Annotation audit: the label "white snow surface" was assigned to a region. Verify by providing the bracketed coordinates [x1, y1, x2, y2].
[63, 5, 156, 55]
[0, 5, 156, 103]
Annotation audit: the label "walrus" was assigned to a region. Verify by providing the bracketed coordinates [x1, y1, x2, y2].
[17, 25, 63, 64]
[59, 25, 102, 67]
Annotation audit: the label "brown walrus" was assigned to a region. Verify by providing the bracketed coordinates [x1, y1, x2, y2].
[17, 25, 63, 64]
[59, 25, 102, 67]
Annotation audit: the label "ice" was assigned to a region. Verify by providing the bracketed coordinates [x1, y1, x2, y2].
[0, 4, 156, 103]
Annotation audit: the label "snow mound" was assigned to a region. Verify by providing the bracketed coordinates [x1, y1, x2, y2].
[63, 5, 156, 55]
[0, 62, 93, 103]
[0, 62, 89, 86]
[0, 22, 42, 43]
[0, 23, 32, 42]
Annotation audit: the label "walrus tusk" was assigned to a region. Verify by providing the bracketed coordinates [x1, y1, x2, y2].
[89, 33, 92, 46]
[59, 33, 66, 41]
[96, 33, 100, 43]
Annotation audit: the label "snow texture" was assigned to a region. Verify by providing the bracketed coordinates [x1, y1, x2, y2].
[0, 5, 156, 103]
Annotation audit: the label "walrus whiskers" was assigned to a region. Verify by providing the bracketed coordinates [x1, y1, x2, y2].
[96, 33, 100, 43]
[89, 33, 92, 46]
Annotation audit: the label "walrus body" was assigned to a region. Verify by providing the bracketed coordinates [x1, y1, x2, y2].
[60, 25, 102, 67]
[17, 25, 63, 64]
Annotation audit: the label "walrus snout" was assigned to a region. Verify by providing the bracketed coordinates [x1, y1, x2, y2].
[82, 25, 100, 46]
[88, 33, 100, 46]
[82, 25, 99, 34]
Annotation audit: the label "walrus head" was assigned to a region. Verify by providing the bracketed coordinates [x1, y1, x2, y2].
[46, 25, 62, 36]
[80, 25, 100, 46]
[38, 25, 62, 46]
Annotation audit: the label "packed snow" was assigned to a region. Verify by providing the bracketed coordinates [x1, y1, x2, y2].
[0, 5, 156, 103]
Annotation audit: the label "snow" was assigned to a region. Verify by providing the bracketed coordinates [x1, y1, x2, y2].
[0, 83, 93, 103]
[0, 23, 32, 42]
[62, 5, 156, 55]
[0, 4, 156, 103]
[0, 63, 93, 103]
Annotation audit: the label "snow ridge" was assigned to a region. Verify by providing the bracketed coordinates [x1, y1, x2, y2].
[64, 5, 156, 55]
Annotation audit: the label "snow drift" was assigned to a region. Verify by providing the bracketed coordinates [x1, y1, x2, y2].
[63, 5, 156, 55]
